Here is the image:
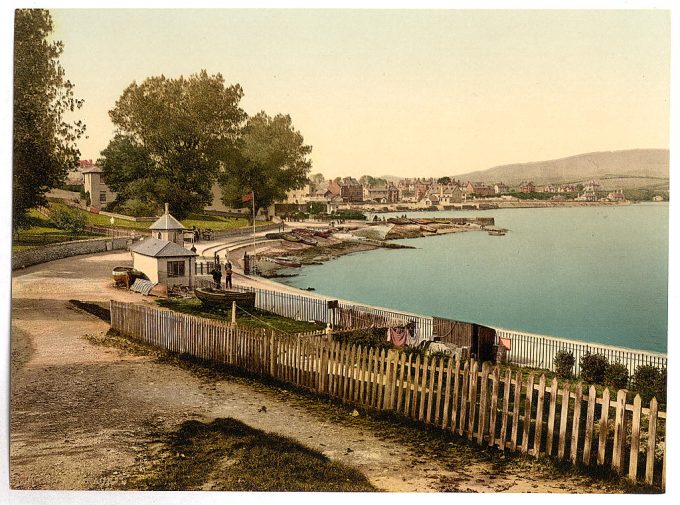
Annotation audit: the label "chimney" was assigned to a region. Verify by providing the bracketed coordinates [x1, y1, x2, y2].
[165, 203, 169, 215]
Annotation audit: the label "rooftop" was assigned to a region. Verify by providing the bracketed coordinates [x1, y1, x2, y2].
[131, 237, 197, 258]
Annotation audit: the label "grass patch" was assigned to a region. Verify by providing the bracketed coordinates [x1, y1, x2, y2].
[12, 210, 100, 251]
[155, 297, 325, 334]
[47, 202, 270, 231]
[128, 417, 376, 491]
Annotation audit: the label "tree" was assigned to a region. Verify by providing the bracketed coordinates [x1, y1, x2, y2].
[308, 172, 325, 192]
[13, 9, 85, 229]
[218, 111, 312, 222]
[438, 176, 452, 185]
[101, 71, 245, 219]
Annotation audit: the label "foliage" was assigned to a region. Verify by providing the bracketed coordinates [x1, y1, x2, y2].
[553, 350, 575, 379]
[437, 176, 452, 185]
[358, 175, 387, 188]
[13, 9, 85, 229]
[114, 198, 160, 217]
[306, 201, 327, 215]
[402, 345, 426, 359]
[49, 205, 86, 235]
[101, 71, 245, 219]
[332, 328, 393, 351]
[80, 189, 91, 207]
[579, 352, 609, 384]
[218, 111, 312, 222]
[603, 361, 629, 389]
[308, 173, 325, 192]
[316, 211, 367, 221]
[631, 365, 666, 406]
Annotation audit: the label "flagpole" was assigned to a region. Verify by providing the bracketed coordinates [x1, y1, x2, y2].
[251, 190, 256, 262]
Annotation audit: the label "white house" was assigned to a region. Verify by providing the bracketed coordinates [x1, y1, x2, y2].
[82, 164, 117, 210]
[131, 237, 197, 288]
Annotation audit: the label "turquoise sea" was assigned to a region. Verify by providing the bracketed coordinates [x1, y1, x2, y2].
[277, 204, 669, 353]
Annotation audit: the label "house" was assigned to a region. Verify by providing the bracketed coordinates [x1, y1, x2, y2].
[465, 181, 494, 196]
[494, 183, 509, 194]
[149, 203, 186, 245]
[364, 182, 399, 204]
[82, 163, 117, 210]
[285, 184, 311, 204]
[339, 177, 363, 202]
[653, 195, 664, 202]
[130, 237, 197, 288]
[518, 181, 535, 193]
[606, 189, 626, 202]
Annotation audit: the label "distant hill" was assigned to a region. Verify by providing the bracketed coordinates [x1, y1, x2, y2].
[454, 149, 669, 188]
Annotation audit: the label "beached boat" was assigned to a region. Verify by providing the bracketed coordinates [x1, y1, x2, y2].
[295, 235, 318, 246]
[272, 257, 302, 268]
[387, 218, 411, 225]
[265, 232, 285, 239]
[112, 266, 147, 287]
[419, 225, 437, 233]
[194, 287, 256, 308]
[281, 233, 302, 243]
[312, 229, 334, 238]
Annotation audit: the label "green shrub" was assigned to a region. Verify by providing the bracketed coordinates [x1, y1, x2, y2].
[553, 350, 575, 379]
[631, 365, 666, 406]
[50, 206, 86, 235]
[579, 352, 609, 384]
[332, 328, 392, 351]
[603, 361, 629, 389]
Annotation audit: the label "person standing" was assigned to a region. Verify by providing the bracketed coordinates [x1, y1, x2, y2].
[211, 263, 222, 288]
[225, 261, 233, 289]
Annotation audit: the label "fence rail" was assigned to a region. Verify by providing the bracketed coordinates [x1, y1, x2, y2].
[109, 300, 666, 489]
[217, 283, 431, 339]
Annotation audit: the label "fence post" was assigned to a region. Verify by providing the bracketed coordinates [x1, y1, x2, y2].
[269, 332, 276, 377]
[645, 397, 658, 485]
[628, 394, 642, 482]
[596, 388, 611, 466]
[570, 382, 583, 464]
[533, 374, 546, 457]
[612, 389, 628, 473]
[521, 373, 535, 454]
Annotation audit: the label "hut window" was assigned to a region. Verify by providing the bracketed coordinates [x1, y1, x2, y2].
[157, 232, 162, 239]
[167, 260, 185, 277]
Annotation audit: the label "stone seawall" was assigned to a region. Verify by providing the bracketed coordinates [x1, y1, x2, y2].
[12, 237, 134, 270]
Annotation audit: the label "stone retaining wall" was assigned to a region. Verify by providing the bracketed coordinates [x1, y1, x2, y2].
[12, 237, 134, 270]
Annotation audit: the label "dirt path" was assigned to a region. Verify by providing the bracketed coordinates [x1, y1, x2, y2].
[10, 251, 620, 492]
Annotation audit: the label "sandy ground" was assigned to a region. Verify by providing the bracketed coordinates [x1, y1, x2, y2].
[10, 249, 622, 493]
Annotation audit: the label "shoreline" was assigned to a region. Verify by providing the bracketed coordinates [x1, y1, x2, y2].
[252, 220, 488, 279]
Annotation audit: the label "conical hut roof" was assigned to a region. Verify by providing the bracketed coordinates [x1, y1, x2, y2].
[149, 203, 185, 230]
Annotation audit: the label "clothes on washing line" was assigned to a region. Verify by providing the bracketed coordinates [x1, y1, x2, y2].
[386, 327, 411, 347]
[498, 337, 512, 351]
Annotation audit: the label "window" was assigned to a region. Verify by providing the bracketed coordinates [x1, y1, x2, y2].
[99, 191, 107, 202]
[167, 260, 185, 277]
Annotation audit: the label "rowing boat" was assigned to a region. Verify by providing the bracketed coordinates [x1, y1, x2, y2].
[194, 287, 256, 308]
[112, 266, 147, 287]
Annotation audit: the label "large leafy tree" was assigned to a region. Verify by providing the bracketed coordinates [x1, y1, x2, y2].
[13, 9, 85, 228]
[218, 112, 312, 222]
[101, 71, 245, 219]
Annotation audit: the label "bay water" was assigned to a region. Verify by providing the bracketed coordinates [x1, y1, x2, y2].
[277, 203, 668, 353]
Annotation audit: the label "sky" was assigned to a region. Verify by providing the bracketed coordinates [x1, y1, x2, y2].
[48, 8, 670, 179]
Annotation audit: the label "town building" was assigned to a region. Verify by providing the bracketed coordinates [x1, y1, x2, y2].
[284, 184, 311, 204]
[82, 162, 117, 210]
[364, 182, 399, 204]
[494, 182, 509, 194]
[465, 181, 494, 196]
[606, 189, 626, 202]
[339, 177, 363, 202]
[518, 181, 535, 193]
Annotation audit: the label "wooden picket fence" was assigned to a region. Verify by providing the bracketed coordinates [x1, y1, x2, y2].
[109, 300, 666, 489]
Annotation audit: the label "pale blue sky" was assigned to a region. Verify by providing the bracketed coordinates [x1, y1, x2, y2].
[51, 9, 670, 178]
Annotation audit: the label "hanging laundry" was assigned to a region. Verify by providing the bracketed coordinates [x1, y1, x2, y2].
[499, 336, 512, 350]
[386, 327, 409, 347]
